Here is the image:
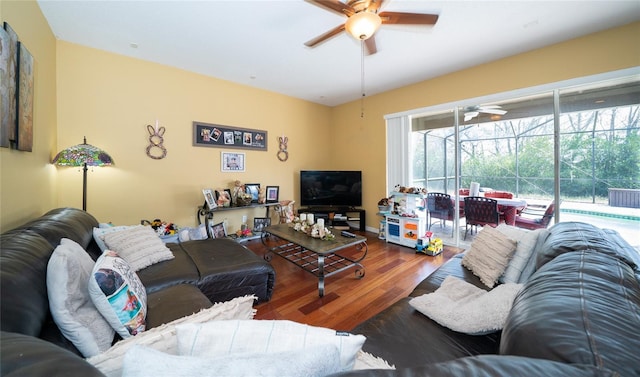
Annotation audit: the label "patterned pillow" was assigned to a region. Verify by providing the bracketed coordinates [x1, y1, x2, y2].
[88, 250, 147, 338]
[103, 225, 174, 271]
[462, 226, 517, 288]
[46, 238, 115, 357]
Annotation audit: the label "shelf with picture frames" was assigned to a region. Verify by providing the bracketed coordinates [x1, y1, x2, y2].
[196, 202, 279, 239]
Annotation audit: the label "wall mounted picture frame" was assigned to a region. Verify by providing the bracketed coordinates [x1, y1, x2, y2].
[1, 22, 18, 149]
[244, 183, 260, 203]
[253, 217, 271, 233]
[16, 41, 33, 152]
[202, 188, 216, 210]
[266, 186, 279, 203]
[221, 151, 245, 172]
[193, 121, 267, 151]
[210, 222, 227, 239]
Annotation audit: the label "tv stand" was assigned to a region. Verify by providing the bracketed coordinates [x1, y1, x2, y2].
[299, 207, 365, 232]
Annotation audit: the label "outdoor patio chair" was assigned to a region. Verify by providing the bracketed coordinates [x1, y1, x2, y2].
[427, 193, 462, 236]
[484, 191, 522, 221]
[463, 196, 500, 239]
[514, 200, 556, 230]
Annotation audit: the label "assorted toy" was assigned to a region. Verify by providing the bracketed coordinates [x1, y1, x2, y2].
[141, 218, 178, 236]
[393, 184, 427, 195]
[415, 231, 443, 256]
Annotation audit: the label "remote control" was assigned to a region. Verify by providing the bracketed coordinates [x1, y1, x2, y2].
[341, 231, 356, 238]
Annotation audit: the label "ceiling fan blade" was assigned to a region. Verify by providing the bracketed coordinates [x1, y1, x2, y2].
[379, 11, 439, 25]
[364, 35, 378, 55]
[481, 109, 507, 115]
[464, 112, 479, 121]
[304, 24, 346, 48]
[367, 0, 386, 13]
[305, 0, 355, 17]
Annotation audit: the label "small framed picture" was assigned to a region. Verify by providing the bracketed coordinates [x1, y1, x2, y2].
[202, 188, 217, 210]
[253, 217, 271, 232]
[221, 152, 245, 172]
[266, 186, 279, 203]
[210, 222, 227, 239]
[215, 189, 232, 207]
[244, 183, 260, 203]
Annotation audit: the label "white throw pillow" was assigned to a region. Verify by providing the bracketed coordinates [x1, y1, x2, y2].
[409, 275, 523, 334]
[462, 226, 517, 288]
[176, 320, 366, 371]
[88, 251, 147, 339]
[517, 229, 551, 283]
[122, 344, 341, 377]
[93, 225, 133, 252]
[87, 295, 257, 377]
[496, 224, 544, 283]
[46, 238, 115, 357]
[103, 225, 174, 271]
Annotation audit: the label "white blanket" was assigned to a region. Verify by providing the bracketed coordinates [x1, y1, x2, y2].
[409, 276, 523, 335]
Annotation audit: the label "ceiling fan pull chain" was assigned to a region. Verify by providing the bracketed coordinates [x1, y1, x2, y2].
[361, 40, 366, 118]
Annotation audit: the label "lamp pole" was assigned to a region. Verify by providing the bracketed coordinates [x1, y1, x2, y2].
[82, 162, 88, 211]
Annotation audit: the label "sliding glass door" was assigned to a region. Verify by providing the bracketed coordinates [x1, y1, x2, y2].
[401, 74, 639, 247]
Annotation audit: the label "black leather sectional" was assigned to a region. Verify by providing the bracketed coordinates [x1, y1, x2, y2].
[0, 207, 275, 376]
[332, 222, 640, 376]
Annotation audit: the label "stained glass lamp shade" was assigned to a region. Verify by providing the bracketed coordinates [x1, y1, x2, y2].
[52, 137, 114, 211]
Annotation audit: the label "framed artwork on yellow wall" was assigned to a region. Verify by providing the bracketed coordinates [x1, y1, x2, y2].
[193, 121, 267, 151]
[221, 152, 245, 172]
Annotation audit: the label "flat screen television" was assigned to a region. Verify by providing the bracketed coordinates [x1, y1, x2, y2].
[300, 170, 362, 208]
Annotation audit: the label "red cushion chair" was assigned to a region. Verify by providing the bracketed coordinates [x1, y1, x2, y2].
[484, 191, 516, 222]
[484, 191, 513, 199]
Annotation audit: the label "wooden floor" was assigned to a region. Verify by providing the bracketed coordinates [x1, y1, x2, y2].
[243, 231, 464, 331]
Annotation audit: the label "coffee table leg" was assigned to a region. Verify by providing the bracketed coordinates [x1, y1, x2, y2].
[318, 254, 325, 297]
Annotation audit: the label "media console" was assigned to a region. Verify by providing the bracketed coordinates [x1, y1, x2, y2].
[298, 207, 366, 232]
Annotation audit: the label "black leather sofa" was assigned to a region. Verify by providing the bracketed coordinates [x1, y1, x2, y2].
[0, 207, 275, 376]
[333, 222, 640, 377]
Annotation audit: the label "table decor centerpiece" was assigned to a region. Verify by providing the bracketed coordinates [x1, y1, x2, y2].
[290, 216, 335, 240]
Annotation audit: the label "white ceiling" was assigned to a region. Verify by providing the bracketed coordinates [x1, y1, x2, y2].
[37, 0, 640, 107]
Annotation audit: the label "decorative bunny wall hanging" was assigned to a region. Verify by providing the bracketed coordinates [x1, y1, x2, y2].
[277, 135, 288, 162]
[146, 122, 167, 160]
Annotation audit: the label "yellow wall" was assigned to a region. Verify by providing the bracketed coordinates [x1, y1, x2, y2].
[1, 0, 638, 234]
[55, 41, 332, 230]
[330, 21, 640, 229]
[0, 0, 58, 231]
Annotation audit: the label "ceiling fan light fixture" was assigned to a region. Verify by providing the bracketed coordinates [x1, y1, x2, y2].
[345, 11, 382, 40]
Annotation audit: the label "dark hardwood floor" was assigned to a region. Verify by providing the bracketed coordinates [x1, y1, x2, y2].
[243, 231, 464, 331]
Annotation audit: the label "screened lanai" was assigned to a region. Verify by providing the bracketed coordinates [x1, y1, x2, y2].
[406, 75, 640, 248]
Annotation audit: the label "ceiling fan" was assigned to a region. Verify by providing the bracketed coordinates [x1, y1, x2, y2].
[463, 105, 507, 122]
[304, 0, 439, 55]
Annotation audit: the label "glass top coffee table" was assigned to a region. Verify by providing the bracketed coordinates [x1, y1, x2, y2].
[262, 223, 367, 297]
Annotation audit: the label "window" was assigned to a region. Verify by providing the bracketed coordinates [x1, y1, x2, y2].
[388, 73, 640, 247]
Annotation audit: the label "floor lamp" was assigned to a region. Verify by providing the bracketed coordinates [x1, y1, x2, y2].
[52, 137, 114, 211]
